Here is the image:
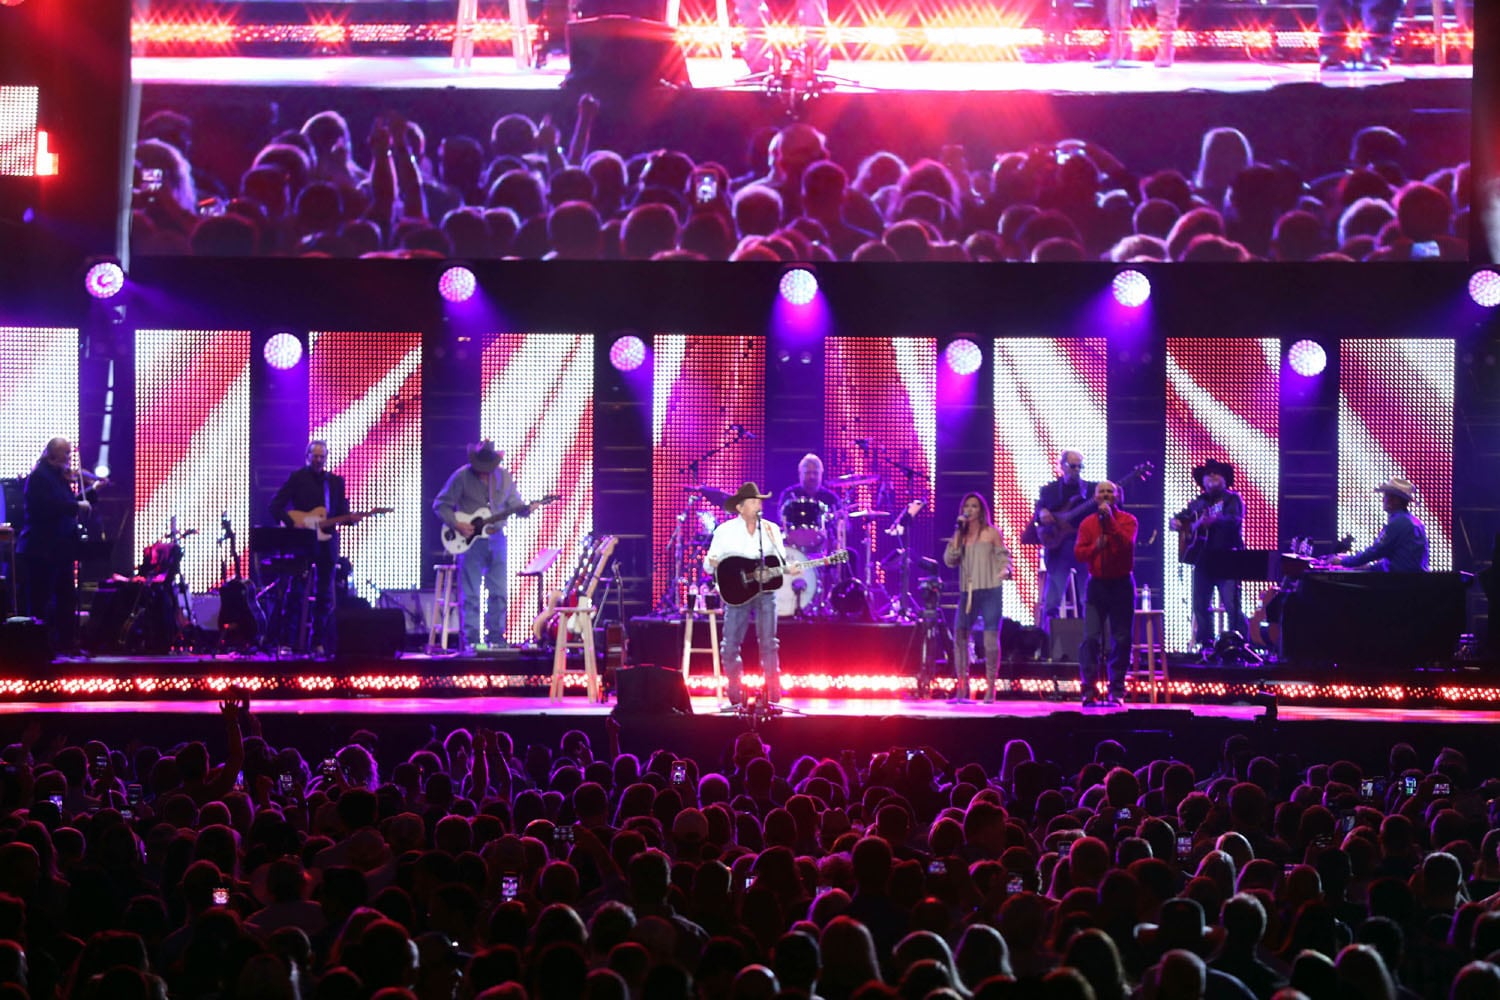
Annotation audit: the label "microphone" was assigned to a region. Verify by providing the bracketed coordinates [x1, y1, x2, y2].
[955, 517, 966, 532]
[1098, 504, 1110, 522]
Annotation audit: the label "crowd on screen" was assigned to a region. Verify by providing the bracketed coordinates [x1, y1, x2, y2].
[127, 98, 1471, 263]
[3, 695, 1500, 999]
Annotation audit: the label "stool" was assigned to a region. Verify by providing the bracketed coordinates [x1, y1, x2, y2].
[549, 598, 602, 702]
[681, 604, 724, 702]
[1128, 609, 1169, 703]
[1033, 568, 1081, 622]
[428, 564, 461, 651]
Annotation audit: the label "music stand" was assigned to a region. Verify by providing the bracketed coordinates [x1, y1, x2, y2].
[520, 546, 563, 648]
[251, 527, 319, 656]
[1195, 548, 1277, 582]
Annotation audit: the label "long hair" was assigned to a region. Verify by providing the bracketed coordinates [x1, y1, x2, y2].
[957, 492, 993, 534]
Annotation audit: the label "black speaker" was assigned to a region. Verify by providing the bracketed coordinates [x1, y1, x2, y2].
[0, 618, 52, 668]
[614, 664, 693, 716]
[563, 16, 690, 93]
[1047, 617, 1087, 663]
[335, 608, 406, 660]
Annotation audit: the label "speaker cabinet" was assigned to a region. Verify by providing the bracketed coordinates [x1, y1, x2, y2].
[564, 16, 691, 93]
[335, 608, 407, 660]
[614, 664, 693, 716]
[1047, 617, 1087, 663]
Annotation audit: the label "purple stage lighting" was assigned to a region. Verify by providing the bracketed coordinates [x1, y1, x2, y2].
[438, 266, 477, 303]
[1111, 269, 1151, 307]
[610, 334, 646, 372]
[779, 268, 819, 306]
[84, 261, 124, 300]
[263, 332, 304, 370]
[1470, 270, 1500, 308]
[944, 338, 982, 375]
[1287, 339, 1327, 377]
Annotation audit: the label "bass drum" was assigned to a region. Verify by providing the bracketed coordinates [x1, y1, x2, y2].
[773, 546, 819, 617]
[779, 498, 829, 551]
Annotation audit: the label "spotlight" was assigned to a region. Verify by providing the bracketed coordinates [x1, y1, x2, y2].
[438, 266, 477, 303]
[944, 338, 982, 375]
[779, 268, 818, 306]
[609, 334, 646, 372]
[94, 465, 110, 480]
[1287, 339, 1327, 377]
[1470, 270, 1500, 308]
[84, 261, 125, 300]
[1111, 269, 1151, 307]
[263, 332, 304, 370]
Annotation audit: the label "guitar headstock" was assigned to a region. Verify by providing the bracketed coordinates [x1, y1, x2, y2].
[832, 550, 849, 564]
[1128, 461, 1155, 482]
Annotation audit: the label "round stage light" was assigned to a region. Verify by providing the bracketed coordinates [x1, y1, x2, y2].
[944, 338, 982, 375]
[1470, 270, 1500, 308]
[779, 268, 819, 306]
[1287, 339, 1327, 377]
[94, 465, 111, 480]
[1111, 269, 1151, 307]
[84, 261, 125, 300]
[438, 266, 477, 303]
[609, 334, 646, 372]
[263, 332, 304, 370]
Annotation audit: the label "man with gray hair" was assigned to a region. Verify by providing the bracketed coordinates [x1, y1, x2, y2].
[19, 437, 92, 650]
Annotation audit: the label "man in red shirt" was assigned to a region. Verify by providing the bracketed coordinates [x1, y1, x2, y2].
[1073, 480, 1137, 707]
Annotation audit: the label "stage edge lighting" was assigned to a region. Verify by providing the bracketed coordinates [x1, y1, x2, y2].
[84, 260, 125, 300]
[779, 267, 819, 306]
[944, 338, 982, 375]
[1112, 269, 1151, 307]
[1287, 339, 1327, 377]
[438, 265, 477, 303]
[263, 331, 304, 370]
[1470, 270, 1500, 308]
[609, 334, 647, 372]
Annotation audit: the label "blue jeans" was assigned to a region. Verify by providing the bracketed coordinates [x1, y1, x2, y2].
[1192, 571, 1248, 649]
[458, 533, 507, 647]
[954, 585, 1004, 685]
[721, 590, 780, 703]
[1080, 574, 1134, 698]
[1042, 542, 1084, 621]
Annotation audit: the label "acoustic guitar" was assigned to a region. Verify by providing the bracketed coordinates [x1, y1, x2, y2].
[442, 494, 561, 555]
[715, 550, 849, 607]
[1034, 463, 1153, 552]
[287, 506, 394, 542]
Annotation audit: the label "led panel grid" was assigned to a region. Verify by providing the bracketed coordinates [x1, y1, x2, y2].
[135, 329, 251, 594]
[480, 334, 595, 644]
[0, 87, 40, 177]
[0, 328, 79, 484]
[992, 339, 1108, 626]
[1164, 338, 1280, 653]
[308, 330, 422, 605]
[824, 338, 936, 601]
[1338, 339, 1453, 572]
[651, 335, 765, 609]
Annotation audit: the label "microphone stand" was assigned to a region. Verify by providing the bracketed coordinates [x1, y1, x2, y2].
[661, 426, 753, 615]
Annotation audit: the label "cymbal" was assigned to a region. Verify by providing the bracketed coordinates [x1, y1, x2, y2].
[831, 473, 878, 487]
[847, 509, 891, 519]
[681, 485, 732, 506]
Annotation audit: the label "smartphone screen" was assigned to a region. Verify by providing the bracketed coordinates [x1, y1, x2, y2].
[1360, 778, 1375, 798]
[1402, 775, 1418, 797]
[670, 762, 687, 785]
[212, 887, 229, 906]
[694, 172, 717, 204]
[1176, 834, 1193, 860]
[554, 824, 574, 844]
[1117, 808, 1132, 821]
[321, 758, 340, 781]
[928, 860, 946, 876]
[1435, 781, 1452, 797]
[127, 783, 142, 805]
[743, 874, 756, 890]
[1006, 875, 1024, 893]
[278, 773, 295, 795]
[48, 794, 63, 809]
[501, 873, 519, 900]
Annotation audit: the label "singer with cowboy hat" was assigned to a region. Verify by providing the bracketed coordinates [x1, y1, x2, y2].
[1171, 457, 1249, 656]
[704, 482, 802, 706]
[1329, 476, 1429, 573]
[433, 440, 540, 652]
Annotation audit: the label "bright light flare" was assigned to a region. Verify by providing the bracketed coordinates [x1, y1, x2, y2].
[944, 338, 983, 375]
[84, 261, 124, 300]
[1287, 340, 1327, 377]
[1112, 269, 1151, 307]
[1469, 270, 1500, 308]
[779, 268, 819, 306]
[438, 266, 477, 303]
[263, 332, 304, 370]
[609, 335, 647, 372]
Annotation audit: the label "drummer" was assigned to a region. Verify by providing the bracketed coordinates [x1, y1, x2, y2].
[776, 453, 841, 553]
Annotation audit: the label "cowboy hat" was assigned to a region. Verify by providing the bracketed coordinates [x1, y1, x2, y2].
[724, 482, 771, 512]
[1374, 476, 1416, 503]
[467, 440, 503, 473]
[1192, 458, 1235, 489]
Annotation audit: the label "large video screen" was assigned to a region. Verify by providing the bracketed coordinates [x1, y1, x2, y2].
[129, 0, 1475, 262]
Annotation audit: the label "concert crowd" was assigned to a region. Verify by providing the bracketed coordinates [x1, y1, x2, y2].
[128, 100, 1471, 263]
[2, 700, 1499, 999]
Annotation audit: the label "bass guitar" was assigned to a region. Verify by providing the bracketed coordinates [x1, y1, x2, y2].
[716, 550, 849, 607]
[287, 506, 394, 542]
[1034, 463, 1154, 552]
[442, 494, 561, 555]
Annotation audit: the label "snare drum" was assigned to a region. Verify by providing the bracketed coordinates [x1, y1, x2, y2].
[779, 497, 829, 551]
[774, 546, 819, 617]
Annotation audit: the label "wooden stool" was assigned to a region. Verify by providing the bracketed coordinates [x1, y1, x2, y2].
[681, 604, 724, 703]
[1128, 608, 1168, 703]
[549, 598, 602, 702]
[1033, 568, 1081, 622]
[428, 564, 461, 651]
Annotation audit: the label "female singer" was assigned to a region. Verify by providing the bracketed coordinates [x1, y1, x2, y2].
[943, 492, 1011, 703]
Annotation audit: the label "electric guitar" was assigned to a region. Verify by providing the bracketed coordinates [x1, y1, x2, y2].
[286, 506, 395, 542]
[716, 550, 849, 607]
[1034, 463, 1154, 552]
[442, 494, 560, 555]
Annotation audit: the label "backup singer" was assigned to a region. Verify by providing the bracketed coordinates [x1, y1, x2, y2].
[1034, 450, 1096, 626]
[19, 437, 94, 651]
[269, 440, 348, 653]
[1330, 476, 1429, 573]
[705, 482, 801, 706]
[1074, 480, 1136, 708]
[943, 493, 1011, 704]
[1171, 458, 1249, 654]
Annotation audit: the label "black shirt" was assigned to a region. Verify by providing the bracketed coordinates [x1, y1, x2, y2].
[269, 467, 349, 532]
[18, 462, 87, 557]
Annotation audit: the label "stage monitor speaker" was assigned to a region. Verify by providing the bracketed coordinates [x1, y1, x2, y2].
[614, 664, 693, 716]
[0, 617, 51, 668]
[336, 608, 406, 660]
[1047, 617, 1086, 663]
[563, 16, 690, 93]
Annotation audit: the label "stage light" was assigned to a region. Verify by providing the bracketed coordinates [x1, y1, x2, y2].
[779, 267, 819, 306]
[609, 334, 646, 372]
[944, 338, 982, 375]
[84, 261, 125, 300]
[94, 465, 110, 480]
[1111, 269, 1151, 307]
[438, 266, 477, 303]
[1287, 339, 1327, 376]
[1470, 270, 1500, 308]
[263, 332, 304, 370]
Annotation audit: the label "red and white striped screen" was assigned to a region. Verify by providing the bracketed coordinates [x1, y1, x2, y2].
[481, 334, 595, 644]
[308, 330, 423, 604]
[0, 87, 39, 177]
[1164, 338, 1280, 652]
[0, 328, 78, 483]
[1338, 339, 1453, 571]
[992, 338, 1109, 626]
[651, 335, 765, 609]
[134, 329, 251, 593]
[825, 338, 936, 604]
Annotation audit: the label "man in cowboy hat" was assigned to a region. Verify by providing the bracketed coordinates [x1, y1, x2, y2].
[1331, 476, 1428, 573]
[432, 440, 537, 652]
[270, 439, 349, 654]
[1172, 458, 1248, 657]
[704, 482, 801, 705]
